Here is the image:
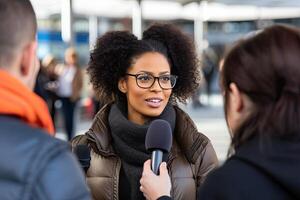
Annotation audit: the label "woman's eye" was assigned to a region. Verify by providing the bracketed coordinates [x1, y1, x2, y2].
[138, 75, 151, 81]
[161, 76, 170, 81]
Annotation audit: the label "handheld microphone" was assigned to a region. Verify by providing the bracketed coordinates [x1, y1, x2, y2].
[145, 119, 173, 175]
[74, 144, 91, 174]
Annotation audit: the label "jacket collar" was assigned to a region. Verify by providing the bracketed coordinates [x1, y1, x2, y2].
[86, 104, 209, 163]
[86, 103, 116, 156]
[171, 106, 209, 164]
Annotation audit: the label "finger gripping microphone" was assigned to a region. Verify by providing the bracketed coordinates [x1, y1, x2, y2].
[74, 144, 91, 174]
[145, 119, 173, 175]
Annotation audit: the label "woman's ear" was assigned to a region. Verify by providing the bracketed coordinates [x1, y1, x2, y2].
[227, 82, 253, 136]
[229, 82, 243, 113]
[118, 78, 127, 93]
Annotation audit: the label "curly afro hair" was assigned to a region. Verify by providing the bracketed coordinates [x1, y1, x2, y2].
[88, 23, 200, 105]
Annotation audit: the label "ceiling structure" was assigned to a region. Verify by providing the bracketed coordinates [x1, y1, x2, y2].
[31, 0, 300, 21]
[213, 0, 300, 7]
[154, 0, 300, 7]
[31, 0, 300, 53]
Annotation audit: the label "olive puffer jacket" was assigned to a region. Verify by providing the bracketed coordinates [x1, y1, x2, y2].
[71, 104, 218, 200]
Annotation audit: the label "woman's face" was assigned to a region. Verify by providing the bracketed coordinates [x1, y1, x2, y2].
[65, 51, 76, 66]
[118, 52, 172, 125]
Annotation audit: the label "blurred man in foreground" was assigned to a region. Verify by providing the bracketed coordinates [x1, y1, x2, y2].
[0, 0, 90, 199]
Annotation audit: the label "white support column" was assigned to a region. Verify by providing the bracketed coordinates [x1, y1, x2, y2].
[61, 0, 74, 46]
[132, 0, 142, 39]
[194, 0, 208, 55]
[89, 16, 98, 50]
[98, 17, 110, 36]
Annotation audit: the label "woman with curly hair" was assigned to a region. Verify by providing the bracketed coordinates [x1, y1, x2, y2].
[141, 25, 300, 200]
[71, 23, 218, 200]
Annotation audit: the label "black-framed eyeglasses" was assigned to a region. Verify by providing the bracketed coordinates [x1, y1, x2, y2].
[126, 73, 178, 89]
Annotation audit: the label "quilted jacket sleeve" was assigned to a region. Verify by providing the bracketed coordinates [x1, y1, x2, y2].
[195, 141, 219, 187]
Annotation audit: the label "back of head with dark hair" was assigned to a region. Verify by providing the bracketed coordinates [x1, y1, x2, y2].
[88, 23, 200, 105]
[221, 24, 300, 148]
[0, 0, 37, 67]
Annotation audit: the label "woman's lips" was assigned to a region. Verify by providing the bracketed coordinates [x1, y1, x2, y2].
[145, 98, 163, 108]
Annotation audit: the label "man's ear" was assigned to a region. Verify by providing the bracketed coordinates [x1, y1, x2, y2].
[20, 41, 37, 76]
[229, 82, 244, 113]
[118, 77, 127, 93]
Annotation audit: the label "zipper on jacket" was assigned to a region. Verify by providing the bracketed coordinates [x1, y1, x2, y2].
[113, 158, 121, 200]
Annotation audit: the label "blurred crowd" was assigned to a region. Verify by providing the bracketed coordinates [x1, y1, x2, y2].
[34, 48, 103, 140]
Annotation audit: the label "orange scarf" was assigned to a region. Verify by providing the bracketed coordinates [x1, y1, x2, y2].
[0, 70, 55, 135]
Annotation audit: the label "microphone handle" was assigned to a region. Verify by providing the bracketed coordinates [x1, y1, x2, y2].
[151, 150, 163, 175]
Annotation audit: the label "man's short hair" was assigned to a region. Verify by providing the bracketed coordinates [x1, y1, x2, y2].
[0, 0, 37, 67]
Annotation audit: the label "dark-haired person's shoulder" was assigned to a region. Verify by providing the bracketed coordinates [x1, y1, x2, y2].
[198, 159, 242, 200]
[198, 156, 266, 200]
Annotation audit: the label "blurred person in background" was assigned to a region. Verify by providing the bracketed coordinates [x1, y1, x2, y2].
[0, 0, 90, 199]
[191, 47, 218, 108]
[57, 48, 83, 140]
[71, 23, 218, 200]
[201, 47, 218, 104]
[34, 59, 48, 101]
[34, 55, 59, 124]
[140, 24, 300, 200]
[42, 54, 59, 123]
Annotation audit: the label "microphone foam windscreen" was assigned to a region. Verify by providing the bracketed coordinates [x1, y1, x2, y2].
[145, 119, 173, 152]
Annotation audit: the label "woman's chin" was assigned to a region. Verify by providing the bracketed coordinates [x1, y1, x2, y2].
[143, 109, 164, 118]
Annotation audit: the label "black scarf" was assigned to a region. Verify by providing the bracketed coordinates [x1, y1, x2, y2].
[109, 103, 176, 200]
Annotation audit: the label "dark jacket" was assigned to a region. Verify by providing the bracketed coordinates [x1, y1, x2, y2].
[0, 115, 91, 200]
[199, 135, 300, 200]
[71, 104, 218, 200]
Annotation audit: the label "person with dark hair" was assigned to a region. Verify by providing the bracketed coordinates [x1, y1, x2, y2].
[71, 23, 218, 200]
[191, 47, 218, 108]
[34, 55, 59, 124]
[140, 24, 300, 200]
[34, 59, 49, 101]
[41, 55, 60, 123]
[0, 0, 90, 199]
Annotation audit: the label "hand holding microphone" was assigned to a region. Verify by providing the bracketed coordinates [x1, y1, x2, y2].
[140, 160, 171, 200]
[140, 119, 173, 199]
